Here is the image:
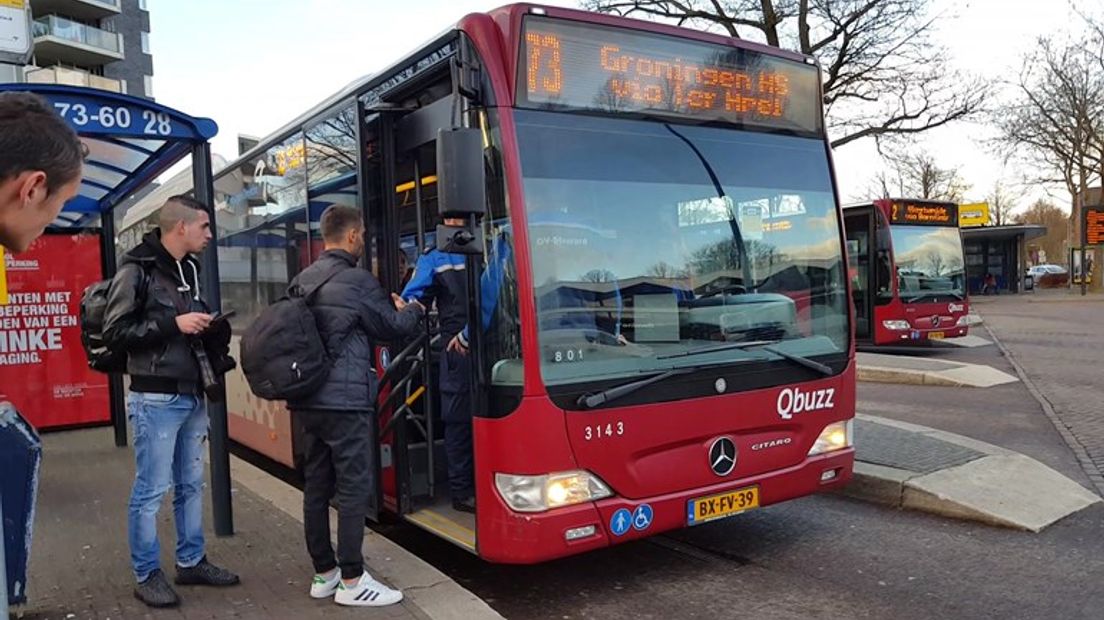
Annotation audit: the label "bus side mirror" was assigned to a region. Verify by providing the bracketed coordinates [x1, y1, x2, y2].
[437, 128, 486, 217]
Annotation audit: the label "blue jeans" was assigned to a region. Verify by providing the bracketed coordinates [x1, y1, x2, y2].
[127, 391, 209, 582]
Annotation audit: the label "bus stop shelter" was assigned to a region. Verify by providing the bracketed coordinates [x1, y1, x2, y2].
[0, 84, 235, 536]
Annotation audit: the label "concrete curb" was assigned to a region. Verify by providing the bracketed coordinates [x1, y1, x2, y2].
[856, 361, 1017, 388]
[839, 415, 1101, 532]
[230, 456, 504, 620]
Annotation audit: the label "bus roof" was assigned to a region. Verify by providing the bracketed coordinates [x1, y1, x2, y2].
[219, 3, 820, 181]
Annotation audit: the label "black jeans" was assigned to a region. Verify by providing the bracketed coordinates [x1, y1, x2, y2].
[439, 349, 474, 501]
[295, 409, 375, 580]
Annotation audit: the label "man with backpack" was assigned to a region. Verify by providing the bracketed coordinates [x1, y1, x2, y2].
[102, 196, 239, 608]
[286, 205, 423, 607]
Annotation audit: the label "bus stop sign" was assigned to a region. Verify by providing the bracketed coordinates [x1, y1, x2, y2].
[0, 0, 32, 65]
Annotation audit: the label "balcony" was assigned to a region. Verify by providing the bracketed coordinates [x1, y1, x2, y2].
[24, 65, 123, 93]
[29, 0, 120, 21]
[32, 15, 123, 66]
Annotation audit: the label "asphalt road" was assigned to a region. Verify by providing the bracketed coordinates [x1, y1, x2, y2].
[380, 494, 1104, 620]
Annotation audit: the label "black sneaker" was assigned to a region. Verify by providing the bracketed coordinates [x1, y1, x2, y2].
[452, 497, 476, 514]
[134, 569, 181, 608]
[175, 557, 241, 587]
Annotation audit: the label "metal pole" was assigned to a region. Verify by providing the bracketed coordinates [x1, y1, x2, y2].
[1081, 207, 1088, 297]
[192, 142, 233, 537]
[412, 161, 436, 498]
[101, 208, 128, 447]
[1076, 191, 1086, 296]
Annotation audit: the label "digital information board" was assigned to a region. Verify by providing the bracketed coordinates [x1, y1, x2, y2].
[518, 16, 823, 134]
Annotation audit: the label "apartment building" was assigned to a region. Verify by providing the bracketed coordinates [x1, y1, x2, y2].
[23, 0, 153, 99]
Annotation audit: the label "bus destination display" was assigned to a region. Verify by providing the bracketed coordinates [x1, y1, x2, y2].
[518, 16, 822, 134]
[889, 202, 957, 226]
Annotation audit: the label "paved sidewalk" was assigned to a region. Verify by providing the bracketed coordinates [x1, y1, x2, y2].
[12, 428, 498, 620]
[842, 414, 1100, 532]
[978, 297, 1104, 496]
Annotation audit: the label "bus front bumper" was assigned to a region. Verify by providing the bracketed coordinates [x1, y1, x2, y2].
[479, 448, 854, 564]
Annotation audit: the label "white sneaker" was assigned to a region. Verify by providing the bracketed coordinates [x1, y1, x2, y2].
[309, 570, 340, 599]
[334, 572, 403, 607]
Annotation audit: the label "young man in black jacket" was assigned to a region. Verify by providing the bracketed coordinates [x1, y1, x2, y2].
[103, 196, 239, 608]
[289, 205, 424, 607]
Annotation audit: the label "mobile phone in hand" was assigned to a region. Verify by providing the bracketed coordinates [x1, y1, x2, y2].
[210, 309, 236, 324]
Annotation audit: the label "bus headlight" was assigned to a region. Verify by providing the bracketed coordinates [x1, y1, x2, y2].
[807, 420, 853, 456]
[882, 320, 910, 331]
[956, 316, 969, 327]
[495, 471, 613, 513]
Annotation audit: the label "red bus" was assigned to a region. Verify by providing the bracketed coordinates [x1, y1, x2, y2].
[843, 199, 969, 346]
[205, 3, 855, 563]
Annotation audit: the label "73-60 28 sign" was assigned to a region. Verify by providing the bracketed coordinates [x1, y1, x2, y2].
[53, 101, 175, 137]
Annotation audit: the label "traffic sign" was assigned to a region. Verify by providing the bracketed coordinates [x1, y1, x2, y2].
[0, 0, 31, 65]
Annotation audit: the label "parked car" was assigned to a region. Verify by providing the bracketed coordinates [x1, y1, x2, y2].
[1026, 264, 1069, 288]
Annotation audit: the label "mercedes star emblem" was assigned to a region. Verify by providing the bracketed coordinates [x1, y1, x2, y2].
[709, 437, 737, 476]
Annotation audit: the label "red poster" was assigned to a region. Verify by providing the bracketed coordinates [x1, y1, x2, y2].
[0, 233, 110, 430]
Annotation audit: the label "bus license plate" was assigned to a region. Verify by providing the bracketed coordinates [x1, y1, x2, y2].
[929, 331, 945, 340]
[687, 486, 759, 525]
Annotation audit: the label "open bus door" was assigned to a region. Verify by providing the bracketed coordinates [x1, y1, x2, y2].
[364, 87, 480, 551]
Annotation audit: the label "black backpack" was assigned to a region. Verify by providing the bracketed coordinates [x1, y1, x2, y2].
[240, 269, 343, 401]
[80, 264, 151, 373]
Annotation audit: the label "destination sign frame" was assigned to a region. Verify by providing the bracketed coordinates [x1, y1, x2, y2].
[517, 16, 823, 135]
[887, 201, 958, 226]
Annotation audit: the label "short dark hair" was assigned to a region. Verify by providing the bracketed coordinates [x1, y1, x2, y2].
[0, 92, 84, 193]
[320, 205, 363, 242]
[159, 195, 208, 231]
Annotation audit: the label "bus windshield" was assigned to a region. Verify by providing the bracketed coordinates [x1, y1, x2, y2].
[889, 225, 966, 302]
[514, 110, 849, 386]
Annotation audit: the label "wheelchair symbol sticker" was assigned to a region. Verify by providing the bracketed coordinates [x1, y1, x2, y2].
[632, 504, 653, 531]
[610, 508, 632, 536]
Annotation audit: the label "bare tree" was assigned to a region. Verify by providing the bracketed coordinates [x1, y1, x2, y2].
[994, 34, 1104, 291]
[986, 180, 1018, 226]
[1016, 198, 1069, 265]
[869, 149, 970, 202]
[583, 0, 987, 148]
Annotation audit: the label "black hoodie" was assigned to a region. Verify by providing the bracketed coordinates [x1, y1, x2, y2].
[103, 230, 232, 395]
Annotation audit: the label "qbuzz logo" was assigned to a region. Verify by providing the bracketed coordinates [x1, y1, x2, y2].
[776, 387, 836, 420]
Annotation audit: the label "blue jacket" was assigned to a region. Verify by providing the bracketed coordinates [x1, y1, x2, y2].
[459, 233, 622, 346]
[401, 248, 468, 338]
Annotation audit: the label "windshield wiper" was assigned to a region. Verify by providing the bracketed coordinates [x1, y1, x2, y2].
[658, 339, 834, 376]
[577, 367, 696, 409]
[903, 291, 965, 303]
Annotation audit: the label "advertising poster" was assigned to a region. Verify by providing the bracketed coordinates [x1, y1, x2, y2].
[0, 233, 110, 429]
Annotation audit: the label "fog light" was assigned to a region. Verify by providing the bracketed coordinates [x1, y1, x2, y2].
[821, 469, 838, 482]
[883, 320, 910, 331]
[565, 525, 597, 541]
